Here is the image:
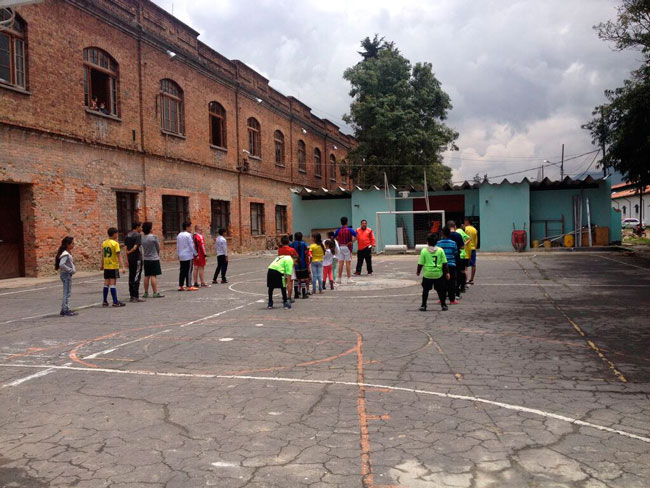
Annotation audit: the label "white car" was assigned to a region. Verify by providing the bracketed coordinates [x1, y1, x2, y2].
[622, 218, 642, 229]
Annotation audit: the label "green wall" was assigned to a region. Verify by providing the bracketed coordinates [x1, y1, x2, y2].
[529, 181, 613, 243]
[352, 188, 396, 249]
[479, 182, 530, 251]
[291, 193, 352, 236]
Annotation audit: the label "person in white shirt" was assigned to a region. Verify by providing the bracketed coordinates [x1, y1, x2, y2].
[212, 227, 229, 284]
[177, 221, 197, 291]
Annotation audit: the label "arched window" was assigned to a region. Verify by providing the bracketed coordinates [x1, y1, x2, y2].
[209, 102, 226, 148]
[329, 154, 336, 181]
[297, 140, 306, 173]
[274, 130, 285, 166]
[0, 11, 27, 89]
[247, 117, 261, 157]
[83, 47, 119, 116]
[314, 148, 322, 178]
[160, 79, 184, 134]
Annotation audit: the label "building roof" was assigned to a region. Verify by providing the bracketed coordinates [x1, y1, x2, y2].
[292, 175, 608, 197]
[611, 185, 650, 199]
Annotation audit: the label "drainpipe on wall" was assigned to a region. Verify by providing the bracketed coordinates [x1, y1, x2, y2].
[137, 1, 147, 220]
[324, 133, 328, 188]
[235, 66, 243, 249]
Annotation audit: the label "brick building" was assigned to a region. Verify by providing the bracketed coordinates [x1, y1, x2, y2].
[0, 0, 354, 278]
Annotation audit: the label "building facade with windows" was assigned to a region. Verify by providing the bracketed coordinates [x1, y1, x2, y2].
[0, 0, 354, 278]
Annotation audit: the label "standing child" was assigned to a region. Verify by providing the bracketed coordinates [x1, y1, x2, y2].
[290, 232, 310, 299]
[192, 225, 210, 288]
[322, 239, 335, 290]
[125, 221, 144, 303]
[212, 228, 228, 284]
[278, 235, 299, 303]
[55, 236, 77, 316]
[101, 227, 126, 307]
[309, 233, 325, 294]
[416, 233, 450, 311]
[141, 221, 164, 298]
[437, 227, 459, 305]
[267, 254, 294, 309]
[177, 221, 198, 291]
[326, 231, 340, 282]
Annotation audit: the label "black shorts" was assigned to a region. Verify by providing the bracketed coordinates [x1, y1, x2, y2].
[457, 259, 469, 271]
[295, 268, 309, 280]
[104, 269, 119, 280]
[144, 260, 161, 276]
[422, 276, 446, 291]
[267, 269, 285, 288]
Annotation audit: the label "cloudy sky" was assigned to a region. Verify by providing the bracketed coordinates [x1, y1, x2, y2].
[153, 0, 640, 183]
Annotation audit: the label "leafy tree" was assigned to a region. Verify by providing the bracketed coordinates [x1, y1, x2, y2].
[342, 36, 458, 187]
[584, 0, 650, 188]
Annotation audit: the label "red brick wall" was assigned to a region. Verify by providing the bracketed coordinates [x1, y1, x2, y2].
[0, 0, 354, 276]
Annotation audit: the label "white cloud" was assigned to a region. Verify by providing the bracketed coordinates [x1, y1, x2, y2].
[152, 0, 639, 182]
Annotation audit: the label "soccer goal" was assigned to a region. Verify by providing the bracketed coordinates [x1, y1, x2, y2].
[375, 171, 446, 253]
[375, 210, 446, 253]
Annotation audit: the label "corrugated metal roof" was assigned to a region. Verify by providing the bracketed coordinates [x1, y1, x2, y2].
[292, 176, 607, 196]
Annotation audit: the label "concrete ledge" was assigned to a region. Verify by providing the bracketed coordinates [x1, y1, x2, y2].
[384, 245, 408, 254]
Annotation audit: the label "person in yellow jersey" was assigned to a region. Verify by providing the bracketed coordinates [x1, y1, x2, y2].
[309, 233, 325, 294]
[100, 227, 126, 307]
[417, 233, 450, 311]
[267, 254, 294, 309]
[463, 217, 478, 285]
[449, 221, 470, 295]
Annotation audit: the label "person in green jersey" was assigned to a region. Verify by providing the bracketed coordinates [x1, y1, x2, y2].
[267, 254, 294, 309]
[417, 233, 450, 311]
[451, 221, 471, 295]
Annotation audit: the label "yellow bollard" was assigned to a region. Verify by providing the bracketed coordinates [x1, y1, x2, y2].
[563, 234, 574, 247]
[543, 240, 551, 249]
[532, 239, 539, 249]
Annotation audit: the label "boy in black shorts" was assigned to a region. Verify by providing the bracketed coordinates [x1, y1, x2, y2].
[101, 227, 126, 307]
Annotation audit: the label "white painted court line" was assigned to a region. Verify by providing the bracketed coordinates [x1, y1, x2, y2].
[0, 257, 258, 296]
[79, 301, 259, 361]
[0, 270, 262, 326]
[1, 367, 57, 387]
[0, 302, 103, 325]
[596, 254, 650, 272]
[0, 362, 648, 445]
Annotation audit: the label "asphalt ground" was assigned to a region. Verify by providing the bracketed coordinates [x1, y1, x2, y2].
[0, 252, 649, 488]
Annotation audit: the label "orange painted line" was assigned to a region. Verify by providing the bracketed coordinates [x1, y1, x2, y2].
[356, 333, 374, 488]
[366, 414, 390, 421]
[6, 344, 67, 361]
[224, 345, 356, 375]
[365, 387, 392, 393]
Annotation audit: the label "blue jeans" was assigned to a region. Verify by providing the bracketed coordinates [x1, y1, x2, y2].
[311, 262, 323, 292]
[60, 273, 72, 312]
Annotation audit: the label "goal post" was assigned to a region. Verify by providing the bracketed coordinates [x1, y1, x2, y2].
[375, 210, 446, 253]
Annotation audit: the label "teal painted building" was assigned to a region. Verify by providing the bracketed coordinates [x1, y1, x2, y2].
[291, 176, 617, 252]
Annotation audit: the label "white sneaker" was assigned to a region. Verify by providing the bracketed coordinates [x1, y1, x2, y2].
[347, 278, 354, 283]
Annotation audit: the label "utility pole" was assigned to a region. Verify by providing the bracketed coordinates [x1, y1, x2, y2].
[600, 106, 607, 177]
[560, 143, 564, 180]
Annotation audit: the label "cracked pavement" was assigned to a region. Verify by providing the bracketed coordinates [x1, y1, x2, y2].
[0, 252, 649, 487]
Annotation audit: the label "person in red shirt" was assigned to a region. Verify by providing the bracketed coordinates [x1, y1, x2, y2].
[355, 219, 376, 275]
[278, 235, 299, 303]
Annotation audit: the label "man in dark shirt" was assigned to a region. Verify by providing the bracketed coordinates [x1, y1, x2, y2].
[447, 220, 465, 297]
[125, 221, 145, 302]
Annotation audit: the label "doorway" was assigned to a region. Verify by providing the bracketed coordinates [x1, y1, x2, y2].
[0, 183, 25, 279]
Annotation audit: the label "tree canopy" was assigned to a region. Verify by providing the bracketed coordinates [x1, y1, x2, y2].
[584, 0, 650, 188]
[342, 35, 458, 187]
